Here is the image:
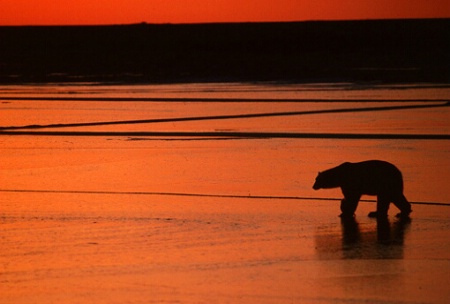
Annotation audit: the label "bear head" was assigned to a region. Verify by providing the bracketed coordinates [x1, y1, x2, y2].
[313, 172, 327, 190]
[312, 165, 346, 190]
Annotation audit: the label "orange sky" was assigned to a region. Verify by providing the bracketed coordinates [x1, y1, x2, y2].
[1, 0, 449, 25]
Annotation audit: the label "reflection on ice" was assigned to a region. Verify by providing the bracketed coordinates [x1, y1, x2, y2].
[1, 83, 449, 303]
[315, 216, 410, 260]
[340, 217, 410, 259]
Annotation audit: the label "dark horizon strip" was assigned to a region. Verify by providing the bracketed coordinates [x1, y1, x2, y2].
[1, 101, 448, 131]
[1, 96, 449, 103]
[1, 188, 447, 207]
[1, 130, 449, 140]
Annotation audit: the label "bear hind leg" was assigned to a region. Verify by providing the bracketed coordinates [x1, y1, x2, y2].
[392, 194, 412, 218]
[368, 195, 390, 218]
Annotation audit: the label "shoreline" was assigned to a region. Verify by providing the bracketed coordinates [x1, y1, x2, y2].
[1, 19, 449, 85]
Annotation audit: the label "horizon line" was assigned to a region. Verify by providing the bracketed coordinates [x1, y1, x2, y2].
[1, 17, 449, 27]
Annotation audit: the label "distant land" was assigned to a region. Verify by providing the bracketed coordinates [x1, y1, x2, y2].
[0, 19, 449, 84]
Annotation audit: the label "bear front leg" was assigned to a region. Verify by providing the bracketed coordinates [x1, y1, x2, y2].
[340, 194, 360, 218]
[368, 195, 390, 218]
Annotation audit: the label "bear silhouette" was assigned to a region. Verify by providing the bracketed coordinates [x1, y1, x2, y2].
[313, 160, 412, 218]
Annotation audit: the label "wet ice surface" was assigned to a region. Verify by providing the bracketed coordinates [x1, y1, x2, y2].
[2, 193, 450, 303]
[1, 83, 449, 303]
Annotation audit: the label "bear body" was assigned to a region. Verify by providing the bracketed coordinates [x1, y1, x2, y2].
[313, 160, 412, 218]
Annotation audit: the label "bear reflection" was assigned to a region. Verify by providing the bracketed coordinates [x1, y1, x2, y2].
[314, 217, 411, 260]
[340, 217, 411, 259]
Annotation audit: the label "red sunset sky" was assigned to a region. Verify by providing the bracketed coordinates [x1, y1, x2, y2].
[1, 0, 449, 25]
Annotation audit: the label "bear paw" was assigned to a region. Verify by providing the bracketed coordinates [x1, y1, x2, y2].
[339, 212, 355, 219]
[368, 211, 388, 218]
[395, 211, 412, 219]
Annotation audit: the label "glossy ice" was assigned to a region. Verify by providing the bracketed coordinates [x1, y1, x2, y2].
[1, 83, 449, 303]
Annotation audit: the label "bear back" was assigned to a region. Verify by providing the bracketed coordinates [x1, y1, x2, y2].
[313, 160, 404, 193]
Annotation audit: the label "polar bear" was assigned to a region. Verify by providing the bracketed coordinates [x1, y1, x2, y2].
[313, 160, 412, 218]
